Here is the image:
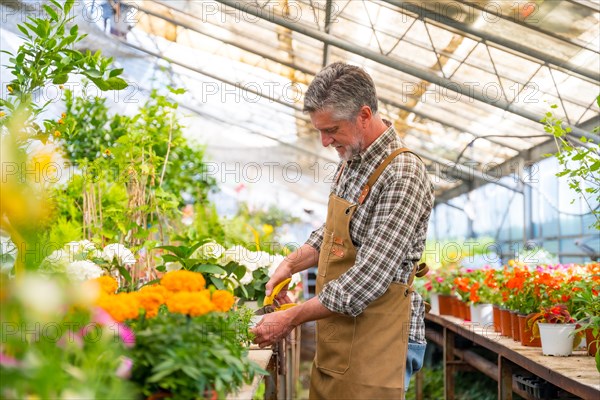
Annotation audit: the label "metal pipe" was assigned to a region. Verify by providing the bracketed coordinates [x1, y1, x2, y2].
[141, 2, 526, 153]
[383, 0, 600, 83]
[216, 0, 600, 144]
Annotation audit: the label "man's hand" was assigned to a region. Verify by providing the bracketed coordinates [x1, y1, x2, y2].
[251, 310, 295, 348]
[265, 261, 294, 305]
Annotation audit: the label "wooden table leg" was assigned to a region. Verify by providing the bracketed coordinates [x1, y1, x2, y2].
[498, 355, 513, 400]
[415, 369, 424, 400]
[444, 328, 455, 400]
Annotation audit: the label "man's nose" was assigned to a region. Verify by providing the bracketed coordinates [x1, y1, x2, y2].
[321, 133, 334, 147]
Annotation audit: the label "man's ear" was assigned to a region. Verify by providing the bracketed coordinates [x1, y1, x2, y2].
[357, 106, 373, 127]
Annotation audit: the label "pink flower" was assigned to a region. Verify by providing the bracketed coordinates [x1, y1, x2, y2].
[0, 352, 20, 368]
[115, 356, 133, 379]
[57, 331, 84, 349]
[117, 324, 135, 348]
[436, 277, 444, 283]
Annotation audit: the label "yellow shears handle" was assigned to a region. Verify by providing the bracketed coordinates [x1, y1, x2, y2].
[264, 277, 292, 306]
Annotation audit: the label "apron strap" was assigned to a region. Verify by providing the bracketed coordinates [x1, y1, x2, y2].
[334, 162, 347, 184]
[357, 148, 422, 205]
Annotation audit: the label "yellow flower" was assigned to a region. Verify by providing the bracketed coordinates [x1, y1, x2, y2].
[262, 224, 274, 236]
[0, 111, 5, 118]
[53, 130, 61, 137]
[59, 85, 64, 90]
[96, 293, 139, 322]
[7, 85, 13, 93]
[104, 149, 112, 156]
[166, 290, 215, 317]
[57, 118, 64, 125]
[160, 270, 206, 292]
[211, 290, 235, 312]
[61, 112, 66, 119]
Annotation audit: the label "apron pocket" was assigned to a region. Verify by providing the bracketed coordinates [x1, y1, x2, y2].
[315, 315, 356, 374]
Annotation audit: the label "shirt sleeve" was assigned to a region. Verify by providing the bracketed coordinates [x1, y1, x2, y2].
[305, 223, 325, 251]
[318, 170, 433, 317]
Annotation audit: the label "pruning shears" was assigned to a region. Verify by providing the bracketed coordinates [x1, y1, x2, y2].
[254, 277, 297, 315]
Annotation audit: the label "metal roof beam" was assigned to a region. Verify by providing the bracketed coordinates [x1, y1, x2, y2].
[139, 3, 522, 154]
[216, 0, 600, 144]
[382, 0, 600, 83]
[461, 1, 600, 55]
[435, 138, 560, 203]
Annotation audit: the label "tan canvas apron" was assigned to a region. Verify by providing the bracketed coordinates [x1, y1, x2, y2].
[310, 148, 420, 400]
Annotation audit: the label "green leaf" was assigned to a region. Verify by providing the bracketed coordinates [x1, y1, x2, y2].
[168, 87, 186, 95]
[109, 68, 124, 78]
[17, 24, 31, 38]
[155, 245, 189, 258]
[117, 265, 132, 284]
[192, 264, 226, 275]
[590, 161, 600, 171]
[211, 276, 226, 290]
[156, 265, 166, 272]
[64, 0, 75, 14]
[572, 153, 584, 161]
[104, 77, 128, 90]
[52, 74, 68, 84]
[70, 24, 78, 36]
[83, 69, 102, 78]
[160, 254, 183, 264]
[43, 5, 59, 21]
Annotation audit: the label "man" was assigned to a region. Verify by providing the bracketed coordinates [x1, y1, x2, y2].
[251, 62, 434, 399]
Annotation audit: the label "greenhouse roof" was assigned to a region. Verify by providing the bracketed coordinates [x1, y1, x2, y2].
[2, 0, 599, 208]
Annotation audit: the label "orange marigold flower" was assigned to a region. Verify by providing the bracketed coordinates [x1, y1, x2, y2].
[140, 284, 172, 300]
[92, 276, 119, 295]
[166, 290, 215, 317]
[212, 290, 235, 312]
[160, 270, 206, 292]
[96, 292, 139, 322]
[136, 291, 164, 318]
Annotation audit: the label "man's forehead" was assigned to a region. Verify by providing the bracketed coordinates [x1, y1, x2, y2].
[310, 110, 343, 129]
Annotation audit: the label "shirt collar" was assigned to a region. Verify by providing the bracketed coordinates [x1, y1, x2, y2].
[349, 119, 395, 164]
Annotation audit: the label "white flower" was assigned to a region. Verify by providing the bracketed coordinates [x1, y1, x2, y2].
[267, 255, 285, 277]
[16, 275, 64, 317]
[219, 245, 252, 267]
[290, 272, 302, 287]
[193, 242, 226, 260]
[254, 251, 273, 269]
[65, 240, 96, 255]
[239, 270, 254, 285]
[66, 260, 104, 282]
[165, 262, 182, 272]
[103, 243, 136, 266]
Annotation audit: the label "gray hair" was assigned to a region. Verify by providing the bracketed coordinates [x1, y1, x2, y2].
[303, 62, 378, 121]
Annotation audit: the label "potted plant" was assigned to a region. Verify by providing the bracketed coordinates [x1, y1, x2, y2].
[465, 269, 496, 326]
[96, 270, 267, 398]
[571, 272, 600, 370]
[429, 271, 455, 316]
[527, 304, 581, 356]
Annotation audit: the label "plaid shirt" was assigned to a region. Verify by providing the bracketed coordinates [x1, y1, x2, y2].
[306, 121, 434, 343]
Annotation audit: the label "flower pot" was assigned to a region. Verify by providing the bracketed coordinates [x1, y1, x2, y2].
[511, 311, 521, 342]
[464, 302, 471, 321]
[471, 303, 493, 326]
[456, 299, 467, 320]
[500, 308, 512, 338]
[450, 296, 460, 318]
[585, 328, 599, 357]
[429, 293, 440, 314]
[492, 305, 502, 332]
[538, 323, 576, 356]
[438, 294, 453, 316]
[519, 314, 541, 347]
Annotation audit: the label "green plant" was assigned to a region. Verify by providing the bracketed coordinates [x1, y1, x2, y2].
[129, 311, 265, 398]
[0, 0, 126, 274]
[543, 96, 600, 230]
[0, 273, 137, 399]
